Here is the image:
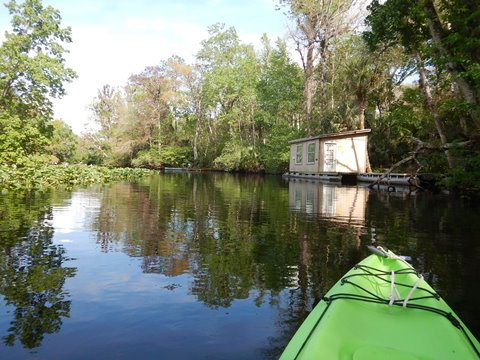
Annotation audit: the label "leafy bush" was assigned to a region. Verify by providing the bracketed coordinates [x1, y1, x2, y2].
[259, 128, 299, 174]
[158, 146, 193, 167]
[131, 150, 159, 169]
[440, 149, 480, 193]
[0, 164, 152, 191]
[132, 146, 193, 169]
[213, 140, 262, 172]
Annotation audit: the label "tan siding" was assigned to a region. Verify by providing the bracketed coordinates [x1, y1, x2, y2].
[289, 133, 369, 174]
[289, 140, 320, 173]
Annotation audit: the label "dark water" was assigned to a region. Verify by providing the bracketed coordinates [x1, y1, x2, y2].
[0, 173, 479, 359]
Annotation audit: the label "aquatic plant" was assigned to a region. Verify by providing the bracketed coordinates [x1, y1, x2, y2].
[0, 164, 152, 192]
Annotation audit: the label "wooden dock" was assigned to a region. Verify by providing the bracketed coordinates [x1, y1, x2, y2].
[283, 171, 343, 182]
[283, 172, 416, 187]
[357, 172, 414, 186]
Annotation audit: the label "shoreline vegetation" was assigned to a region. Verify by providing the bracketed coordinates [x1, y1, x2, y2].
[0, 164, 152, 192]
[1, 1, 479, 194]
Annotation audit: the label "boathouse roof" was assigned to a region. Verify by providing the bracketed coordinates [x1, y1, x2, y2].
[288, 129, 371, 145]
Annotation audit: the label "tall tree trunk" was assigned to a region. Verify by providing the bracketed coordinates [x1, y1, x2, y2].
[357, 93, 366, 130]
[416, 52, 454, 169]
[423, 0, 480, 132]
[357, 92, 372, 172]
[330, 51, 336, 110]
[301, 39, 316, 134]
[320, 39, 329, 105]
[193, 99, 202, 165]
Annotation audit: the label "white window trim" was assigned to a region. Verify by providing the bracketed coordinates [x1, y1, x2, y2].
[307, 142, 316, 164]
[295, 144, 303, 164]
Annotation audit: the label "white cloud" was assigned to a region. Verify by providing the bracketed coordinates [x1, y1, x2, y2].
[2, 0, 288, 135]
[54, 19, 208, 134]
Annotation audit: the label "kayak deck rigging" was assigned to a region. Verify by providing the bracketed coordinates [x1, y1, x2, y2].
[281, 247, 480, 360]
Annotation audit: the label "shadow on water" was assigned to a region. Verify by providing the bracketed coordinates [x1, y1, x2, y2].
[0, 174, 478, 359]
[0, 191, 76, 350]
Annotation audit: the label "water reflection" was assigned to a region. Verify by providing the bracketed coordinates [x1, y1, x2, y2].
[288, 179, 368, 227]
[79, 174, 372, 358]
[0, 192, 76, 349]
[1, 174, 478, 359]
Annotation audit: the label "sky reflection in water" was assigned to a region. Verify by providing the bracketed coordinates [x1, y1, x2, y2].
[0, 173, 479, 359]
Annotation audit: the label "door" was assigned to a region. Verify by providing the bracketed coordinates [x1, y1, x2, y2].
[324, 143, 336, 172]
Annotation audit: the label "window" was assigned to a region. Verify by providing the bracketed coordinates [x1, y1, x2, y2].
[324, 143, 336, 171]
[306, 191, 314, 214]
[307, 142, 316, 163]
[295, 144, 303, 164]
[295, 190, 302, 210]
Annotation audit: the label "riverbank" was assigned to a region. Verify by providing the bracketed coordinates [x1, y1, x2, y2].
[0, 164, 152, 191]
[1, 163, 478, 198]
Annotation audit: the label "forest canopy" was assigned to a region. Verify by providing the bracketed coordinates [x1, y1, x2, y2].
[1, 0, 479, 191]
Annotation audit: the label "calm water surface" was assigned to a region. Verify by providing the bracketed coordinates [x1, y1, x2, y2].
[0, 173, 479, 359]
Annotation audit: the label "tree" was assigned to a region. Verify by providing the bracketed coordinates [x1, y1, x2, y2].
[364, 0, 480, 134]
[90, 85, 122, 137]
[422, 0, 480, 130]
[47, 120, 78, 163]
[256, 36, 304, 173]
[256, 36, 303, 131]
[196, 23, 261, 170]
[278, 0, 363, 132]
[184, 64, 205, 166]
[364, 0, 463, 170]
[363, 0, 480, 185]
[0, 0, 77, 164]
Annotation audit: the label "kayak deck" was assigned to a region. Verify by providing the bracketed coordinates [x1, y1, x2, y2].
[280, 250, 480, 359]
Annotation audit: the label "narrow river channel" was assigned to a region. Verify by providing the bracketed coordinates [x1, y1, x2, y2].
[1, 172, 479, 359]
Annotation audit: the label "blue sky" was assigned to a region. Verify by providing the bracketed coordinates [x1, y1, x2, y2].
[0, 0, 288, 134]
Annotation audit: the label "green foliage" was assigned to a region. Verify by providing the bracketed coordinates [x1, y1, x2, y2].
[440, 148, 480, 193]
[0, 0, 478, 194]
[158, 146, 193, 167]
[363, 0, 480, 187]
[259, 127, 299, 174]
[132, 146, 193, 168]
[131, 150, 160, 169]
[364, 0, 480, 133]
[363, 0, 428, 52]
[0, 0, 76, 117]
[256, 37, 303, 131]
[0, 0, 77, 167]
[368, 87, 429, 168]
[0, 112, 51, 165]
[213, 140, 262, 172]
[0, 164, 152, 191]
[197, 23, 259, 139]
[75, 135, 106, 165]
[87, 24, 302, 173]
[47, 120, 78, 163]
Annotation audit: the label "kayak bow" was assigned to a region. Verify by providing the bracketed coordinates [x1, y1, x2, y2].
[280, 247, 480, 359]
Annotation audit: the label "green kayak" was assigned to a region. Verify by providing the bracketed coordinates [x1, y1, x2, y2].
[280, 246, 480, 359]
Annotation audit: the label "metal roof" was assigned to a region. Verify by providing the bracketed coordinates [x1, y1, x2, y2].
[288, 129, 371, 144]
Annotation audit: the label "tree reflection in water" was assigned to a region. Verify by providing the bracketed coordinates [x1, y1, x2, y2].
[90, 174, 371, 358]
[0, 192, 76, 349]
[20, 173, 475, 359]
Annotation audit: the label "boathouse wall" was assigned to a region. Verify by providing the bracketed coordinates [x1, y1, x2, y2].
[288, 129, 371, 174]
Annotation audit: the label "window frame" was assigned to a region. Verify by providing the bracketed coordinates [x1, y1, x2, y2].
[307, 142, 316, 164]
[295, 144, 303, 164]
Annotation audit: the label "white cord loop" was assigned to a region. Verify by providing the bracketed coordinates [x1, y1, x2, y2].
[403, 274, 424, 307]
[388, 270, 402, 306]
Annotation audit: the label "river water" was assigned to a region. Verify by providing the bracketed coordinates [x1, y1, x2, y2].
[0, 173, 479, 359]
